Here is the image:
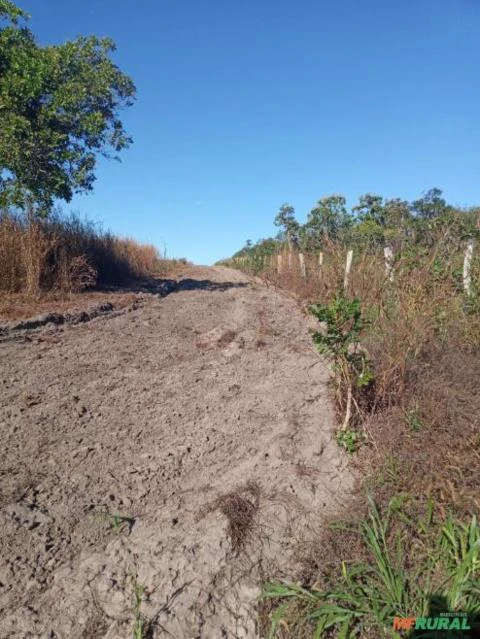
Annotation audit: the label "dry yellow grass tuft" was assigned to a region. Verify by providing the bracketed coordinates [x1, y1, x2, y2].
[0, 209, 164, 296]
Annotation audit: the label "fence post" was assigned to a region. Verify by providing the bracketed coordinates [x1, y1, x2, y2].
[277, 254, 283, 274]
[299, 252, 306, 278]
[384, 246, 394, 282]
[343, 250, 353, 292]
[317, 251, 323, 279]
[463, 239, 474, 295]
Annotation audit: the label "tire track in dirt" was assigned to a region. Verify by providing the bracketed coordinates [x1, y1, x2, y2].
[0, 265, 353, 638]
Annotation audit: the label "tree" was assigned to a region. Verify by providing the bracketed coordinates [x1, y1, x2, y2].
[350, 194, 412, 249]
[274, 203, 300, 250]
[412, 188, 450, 220]
[353, 193, 386, 226]
[382, 198, 411, 228]
[0, 2, 136, 213]
[381, 198, 413, 249]
[0, 0, 27, 22]
[303, 195, 351, 248]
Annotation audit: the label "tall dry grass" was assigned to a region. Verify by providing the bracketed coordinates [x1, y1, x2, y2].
[241, 240, 480, 637]
[253, 233, 479, 413]
[232, 233, 480, 511]
[0, 209, 163, 295]
[257, 242, 480, 637]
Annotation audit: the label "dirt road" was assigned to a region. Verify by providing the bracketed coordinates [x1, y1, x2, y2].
[0, 266, 353, 638]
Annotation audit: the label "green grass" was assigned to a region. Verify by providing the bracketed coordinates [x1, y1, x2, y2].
[263, 496, 480, 638]
[99, 509, 135, 534]
[404, 403, 424, 433]
[132, 574, 148, 639]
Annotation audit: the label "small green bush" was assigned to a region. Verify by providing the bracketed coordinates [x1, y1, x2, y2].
[309, 296, 374, 434]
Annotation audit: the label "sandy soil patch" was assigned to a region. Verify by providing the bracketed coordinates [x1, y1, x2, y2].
[0, 266, 353, 638]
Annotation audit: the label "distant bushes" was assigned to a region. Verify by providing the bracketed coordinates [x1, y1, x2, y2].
[0, 208, 162, 295]
[228, 189, 479, 269]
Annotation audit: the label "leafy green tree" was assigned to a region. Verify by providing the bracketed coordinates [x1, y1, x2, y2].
[0, 2, 136, 213]
[412, 188, 450, 220]
[349, 194, 412, 249]
[353, 193, 386, 226]
[302, 195, 352, 248]
[381, 198, 413, 249]
[382, 198, 411, 229]
[254, 237, 279, 256]
[0, 0, 26, 22]
[348, 218, 385, 249]
[274, 203, 300, 250]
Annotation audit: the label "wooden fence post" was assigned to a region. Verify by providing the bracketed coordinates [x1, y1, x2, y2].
[318, 252, 323, 266]
[299, 252, 306, 278]
[277, 254, 283, 274]
[384, 246, 394, 282]
[344, 250, 353, 292]
[463, 239, 474, 295]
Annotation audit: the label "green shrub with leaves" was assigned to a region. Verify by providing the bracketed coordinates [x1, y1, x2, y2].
[336, 428, 364, 454]
[309, 296, 374, 433]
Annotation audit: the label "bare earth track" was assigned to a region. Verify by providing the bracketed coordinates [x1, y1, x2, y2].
[0, 265, 353, 638]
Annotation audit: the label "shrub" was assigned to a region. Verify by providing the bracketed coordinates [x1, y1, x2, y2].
[309, 296, 374, 431]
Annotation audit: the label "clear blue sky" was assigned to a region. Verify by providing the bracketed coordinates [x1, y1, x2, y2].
[20, 0, 480, 264]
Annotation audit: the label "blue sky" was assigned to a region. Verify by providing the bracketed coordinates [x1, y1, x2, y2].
[19, 0, 480, 264]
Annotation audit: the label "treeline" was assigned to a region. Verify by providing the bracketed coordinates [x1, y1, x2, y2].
[233, 188, 479, 260]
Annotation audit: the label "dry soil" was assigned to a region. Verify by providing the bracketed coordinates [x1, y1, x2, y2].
[0, 265, 353, 638]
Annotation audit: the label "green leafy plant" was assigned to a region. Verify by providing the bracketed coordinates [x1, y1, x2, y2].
[263, 497, 480, 638]
[337, 429, 363, 454]
[309, 296, 374, 434]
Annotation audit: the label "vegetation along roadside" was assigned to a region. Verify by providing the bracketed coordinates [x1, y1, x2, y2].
[223, 190, 480, 638]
